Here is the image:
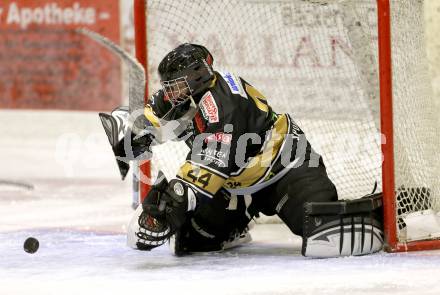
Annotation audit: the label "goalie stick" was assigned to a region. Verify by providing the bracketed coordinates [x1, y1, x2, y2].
[79, 28, 157, 209]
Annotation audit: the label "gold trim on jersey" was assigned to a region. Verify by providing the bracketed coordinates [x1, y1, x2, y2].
[224, 114, 289, 190]
[208, 75, 218, 88]
[144, 105, 160, 127]
[245, 84, 269, 113]
[177, 161, 227, 197]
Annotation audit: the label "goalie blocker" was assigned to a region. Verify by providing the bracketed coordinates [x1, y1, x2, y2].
[302, 193, 384, 257]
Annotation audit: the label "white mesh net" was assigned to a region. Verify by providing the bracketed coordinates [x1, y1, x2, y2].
[138, 0, 440, 244]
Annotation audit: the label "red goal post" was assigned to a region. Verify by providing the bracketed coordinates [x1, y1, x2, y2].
[133, 0, 151, 202]
[132, 0, 440, 252]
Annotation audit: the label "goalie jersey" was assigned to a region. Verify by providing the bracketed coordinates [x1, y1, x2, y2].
[148, 71, 320, 198]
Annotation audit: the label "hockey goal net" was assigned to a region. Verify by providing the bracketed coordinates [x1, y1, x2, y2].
[132, 0, 440, 252]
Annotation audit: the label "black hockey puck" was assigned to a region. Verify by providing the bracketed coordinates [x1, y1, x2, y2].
[24, 237, 39, 254]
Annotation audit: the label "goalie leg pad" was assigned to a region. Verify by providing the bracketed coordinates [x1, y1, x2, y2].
[302, 193, 384, 258]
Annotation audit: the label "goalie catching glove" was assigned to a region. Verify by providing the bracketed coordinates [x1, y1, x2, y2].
[143, 174, 197, 232]
[127, 172, 197, 250]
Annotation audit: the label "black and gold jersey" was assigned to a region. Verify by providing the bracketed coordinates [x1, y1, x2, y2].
[169, 71, 321, 199]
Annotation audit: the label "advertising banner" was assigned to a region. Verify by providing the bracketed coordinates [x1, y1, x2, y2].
[0, 0, 121, 110]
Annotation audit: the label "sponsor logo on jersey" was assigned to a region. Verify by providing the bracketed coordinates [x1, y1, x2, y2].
[224, 72, 240, 93]
[204, 132, 232, 144]
[202, 148, 227, 159]
[200, 91, 219, 123]
[197, 148, 228, 167]
[220, 71, 246, 97]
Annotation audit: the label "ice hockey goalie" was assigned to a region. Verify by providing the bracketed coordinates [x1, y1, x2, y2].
[100, 41, 384, 258]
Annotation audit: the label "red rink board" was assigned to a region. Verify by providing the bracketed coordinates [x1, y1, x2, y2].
[0, 0, 121, 111]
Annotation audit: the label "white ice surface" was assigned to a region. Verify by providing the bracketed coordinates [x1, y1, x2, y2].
[1, 111, 440, 295]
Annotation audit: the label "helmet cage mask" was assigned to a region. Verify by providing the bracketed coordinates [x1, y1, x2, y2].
[161, 76, 192, 109]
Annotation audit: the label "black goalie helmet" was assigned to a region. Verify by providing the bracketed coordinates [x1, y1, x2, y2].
[158, 43, 215, 109]
[145, 43, 214, 139]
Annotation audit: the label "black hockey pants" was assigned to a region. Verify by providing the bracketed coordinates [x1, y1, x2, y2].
[249, 159, 338, 236]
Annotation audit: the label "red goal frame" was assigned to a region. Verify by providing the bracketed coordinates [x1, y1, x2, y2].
[133, 0, 440, 253]
[377, 0, 440, 252]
